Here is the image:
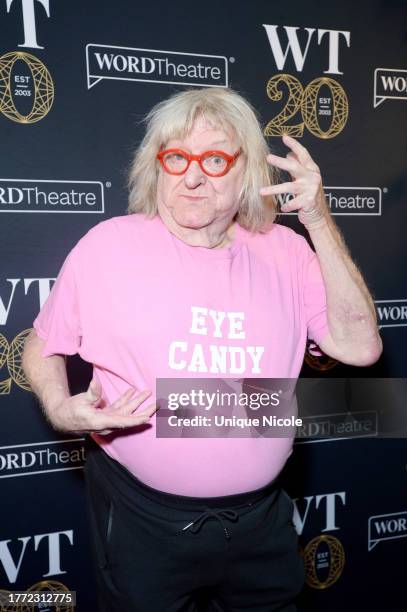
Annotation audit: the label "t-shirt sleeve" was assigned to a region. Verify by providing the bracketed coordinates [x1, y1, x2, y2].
[32, 246, 82, 358]
[301, 237, 330, 346]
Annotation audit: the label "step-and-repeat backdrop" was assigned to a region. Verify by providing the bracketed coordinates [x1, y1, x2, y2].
[1, 1, 406, 610]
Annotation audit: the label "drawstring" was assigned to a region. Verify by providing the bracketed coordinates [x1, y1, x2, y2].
[182, 507, 239, 540]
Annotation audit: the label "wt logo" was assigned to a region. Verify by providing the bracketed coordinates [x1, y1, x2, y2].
[0, 530, 73, 582]
[262, 25, 350, 74]
[6, 0, 50, 49]
[292, 491, 346, 535]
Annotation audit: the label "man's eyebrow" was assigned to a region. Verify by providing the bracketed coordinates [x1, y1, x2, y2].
[208, 140, 229, 146]
[168, 139, 231, 149]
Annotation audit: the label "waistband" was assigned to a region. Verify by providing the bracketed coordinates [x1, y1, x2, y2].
[85, 436, 281, 513]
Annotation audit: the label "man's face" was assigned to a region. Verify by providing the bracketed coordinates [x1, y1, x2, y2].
[156, 116, 244, 231]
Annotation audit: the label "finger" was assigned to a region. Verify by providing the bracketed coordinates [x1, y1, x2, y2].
[106, 390, 152, 414]
[107, 387, 139, 411]
[282, 134, 319, 171]
[91, 403, 158, 434]
[108, 396, 155, 418]
[93, 412, 154, 431]
[266, 153, 302, 176]
[118, 399, 158, 419]
[130, 401, 158, 417]
[260, 181, 297, 196]
[76, 401, 158, 434]
[281, 193, 313, 212]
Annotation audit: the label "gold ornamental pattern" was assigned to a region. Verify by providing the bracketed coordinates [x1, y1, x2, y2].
[0, 52, 54, 124]
[264, 73, 348, 139]
[303, 534, 345, 588]
[0, 329, 33, 393]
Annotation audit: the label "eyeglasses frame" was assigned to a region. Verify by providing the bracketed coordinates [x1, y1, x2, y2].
[156, 148, 242, 177]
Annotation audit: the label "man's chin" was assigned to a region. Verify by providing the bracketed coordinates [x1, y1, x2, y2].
[173, 213, 212, 230]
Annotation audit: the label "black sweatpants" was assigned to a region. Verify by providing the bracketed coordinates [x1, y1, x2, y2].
[84, 437, 305, 612]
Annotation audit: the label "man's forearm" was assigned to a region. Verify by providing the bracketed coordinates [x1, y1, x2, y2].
[22, 330, 71, 424]
[307, 213, 382, 361]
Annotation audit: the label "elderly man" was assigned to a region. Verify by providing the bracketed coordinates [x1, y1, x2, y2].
[22, 87, 382, 612]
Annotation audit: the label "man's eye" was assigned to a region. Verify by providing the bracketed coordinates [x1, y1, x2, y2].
[165, 153, 185, 162]
[205, 155, 227, 167]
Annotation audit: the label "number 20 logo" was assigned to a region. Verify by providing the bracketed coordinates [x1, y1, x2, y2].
[264, 74, 348, 139]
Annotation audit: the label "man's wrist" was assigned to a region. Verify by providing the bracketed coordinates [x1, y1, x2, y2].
[41, 382, 70, 417]
[302, 216, 330, 231]
[299, 207, 330, 231]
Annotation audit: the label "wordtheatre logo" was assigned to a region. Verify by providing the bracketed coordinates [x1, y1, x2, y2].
[373, 68, 407, 108]
[281, 186, 382, 216]
[368, 510, 407, 551]
[262, 25, 350, 138]
[0, 179, 105, 213]
[284, 186, 382, 217]
[293, 378, 384, 443]
[86, 44, 228, 90]
[292, 490, 346, 589]
[0, 440, 85, 478]
[296, 412, 378, 443]
[0, 530, 73, 583]
[2, 0, 54, 123]
[375, 299, 407, 329]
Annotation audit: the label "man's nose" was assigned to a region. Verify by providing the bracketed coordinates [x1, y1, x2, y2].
[183, 161, 206, 188]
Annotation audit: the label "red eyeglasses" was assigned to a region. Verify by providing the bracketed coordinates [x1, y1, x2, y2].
[156, 148, 242, 177]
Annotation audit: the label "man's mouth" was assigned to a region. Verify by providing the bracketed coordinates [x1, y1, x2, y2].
[179, 195, 207, 201]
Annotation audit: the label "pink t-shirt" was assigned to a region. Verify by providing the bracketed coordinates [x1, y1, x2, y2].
[33, 213, 329, 496]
